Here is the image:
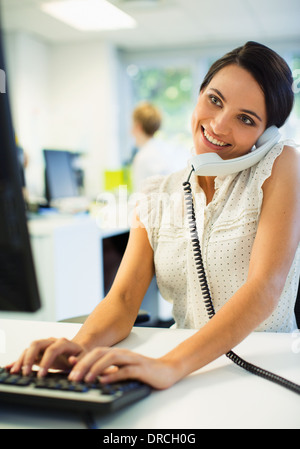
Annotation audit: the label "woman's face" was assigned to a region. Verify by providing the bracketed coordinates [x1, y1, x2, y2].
[191, 64, 267, 160]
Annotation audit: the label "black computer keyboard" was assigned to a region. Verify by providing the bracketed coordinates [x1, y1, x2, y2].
[0, 367, 151, 415]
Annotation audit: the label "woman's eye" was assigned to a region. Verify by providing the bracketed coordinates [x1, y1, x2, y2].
[209, 95, 222, 107]
[239, 115, 255, 126]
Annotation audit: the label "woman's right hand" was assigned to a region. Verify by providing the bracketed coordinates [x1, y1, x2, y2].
[6, 338, 87, 377]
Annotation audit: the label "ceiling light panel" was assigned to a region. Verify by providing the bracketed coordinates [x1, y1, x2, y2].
[40, 0, 137, 31]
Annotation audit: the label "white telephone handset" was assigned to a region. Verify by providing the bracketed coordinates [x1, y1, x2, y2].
[190, 126, 280, 176]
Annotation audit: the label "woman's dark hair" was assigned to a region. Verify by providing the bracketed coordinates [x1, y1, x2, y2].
[200, 41, 294, 128]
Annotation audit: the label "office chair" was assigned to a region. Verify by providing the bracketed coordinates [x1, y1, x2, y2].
[295, 277, 300, 329]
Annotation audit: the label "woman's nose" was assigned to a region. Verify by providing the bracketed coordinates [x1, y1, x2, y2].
[210, 112, 231, 137]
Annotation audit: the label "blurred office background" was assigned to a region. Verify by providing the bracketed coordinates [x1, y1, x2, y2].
[1, 0, 299, 324]
[2, 0, 300, 200]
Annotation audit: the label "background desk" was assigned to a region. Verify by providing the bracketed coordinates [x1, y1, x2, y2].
[2, 214, 160, 324]
[0, 319, 299, 429]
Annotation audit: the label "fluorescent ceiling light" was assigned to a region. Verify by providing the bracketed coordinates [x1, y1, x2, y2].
[41, 0, 137, 31]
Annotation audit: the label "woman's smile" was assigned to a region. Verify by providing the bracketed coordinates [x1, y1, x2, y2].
[201, 126, 231, 149]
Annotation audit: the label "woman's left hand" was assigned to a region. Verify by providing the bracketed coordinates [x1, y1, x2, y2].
[66, 347, 180, 390]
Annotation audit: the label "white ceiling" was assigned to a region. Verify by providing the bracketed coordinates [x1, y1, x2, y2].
[1, 0, 300, 50]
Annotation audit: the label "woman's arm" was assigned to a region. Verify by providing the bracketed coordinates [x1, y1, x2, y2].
[67, 146, 300, 389]
[159, 145, 300, 380]
[72, 217, 155, 351]
[9, 214, 155, 375]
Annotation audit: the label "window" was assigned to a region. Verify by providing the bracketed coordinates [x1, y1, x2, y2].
[291, 54, 300, 142]
[273, 52, 300, 143]
[127, 64, 194, 142]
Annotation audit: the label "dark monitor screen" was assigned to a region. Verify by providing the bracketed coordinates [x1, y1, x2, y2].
[44, 149, 79, 202]
[0, 18, 41, 312]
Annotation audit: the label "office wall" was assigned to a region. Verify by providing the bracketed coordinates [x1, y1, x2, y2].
[4, 31, 49, 198]
[47, 40, 121, 197]
[4, 32, 121, 199]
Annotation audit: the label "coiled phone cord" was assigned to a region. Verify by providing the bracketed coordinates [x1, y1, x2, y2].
[183, 170, 300, 396]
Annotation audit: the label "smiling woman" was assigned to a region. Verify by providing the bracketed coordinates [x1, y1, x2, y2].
[191, 64, 267, 161]
[8, 42, 300, 393]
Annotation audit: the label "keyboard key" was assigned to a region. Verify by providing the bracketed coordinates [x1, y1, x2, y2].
[16, 376, 32, 386]
[0, 366, 152, 416]
[3, 374, 22, 385]
[0, 371, 10, 383]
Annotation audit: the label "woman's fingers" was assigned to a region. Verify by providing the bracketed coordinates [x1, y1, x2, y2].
[69, 347, 114, 381]
[9, 338, 57, 375]
[8, 338, 84, 377]
[9, 342, 179, 390]
[68, 347, 140, 382]
[7, 349, 28, 374]
[67, 347, 171, 389]
[37, 338, 84, 377]
[87, 349, 143, 383]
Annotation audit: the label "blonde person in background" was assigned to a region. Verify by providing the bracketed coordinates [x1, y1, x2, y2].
[131, 101, 188, 192]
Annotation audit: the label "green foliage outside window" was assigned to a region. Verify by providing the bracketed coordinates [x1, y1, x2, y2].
[292, 56, 300, 117]
[128, 65, 194, 145]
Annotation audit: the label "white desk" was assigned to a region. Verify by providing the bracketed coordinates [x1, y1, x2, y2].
[1, 214, 132, 323]
[0, 319, 299, 429]
[7, 214, 160, 325]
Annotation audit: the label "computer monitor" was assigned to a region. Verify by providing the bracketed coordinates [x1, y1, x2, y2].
[44, 149, 79, 203]
[0, 19, 41, 312]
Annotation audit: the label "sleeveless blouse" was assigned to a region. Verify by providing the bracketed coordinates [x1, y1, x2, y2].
[137, 142, 300, 332]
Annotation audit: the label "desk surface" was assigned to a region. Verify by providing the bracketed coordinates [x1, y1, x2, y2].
[0, 319, 299, 429]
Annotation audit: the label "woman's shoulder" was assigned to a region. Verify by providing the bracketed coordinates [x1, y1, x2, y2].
[271, 144, 300, 179]
[251, 140, 299, 186]
[278, 143, 300, 164]
[262, 143, 300, 192]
